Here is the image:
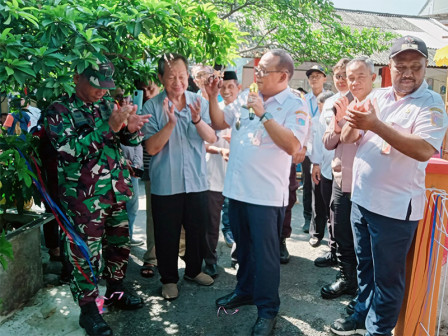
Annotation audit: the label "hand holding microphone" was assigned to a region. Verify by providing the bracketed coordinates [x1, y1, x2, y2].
[248, 82, 258, 120]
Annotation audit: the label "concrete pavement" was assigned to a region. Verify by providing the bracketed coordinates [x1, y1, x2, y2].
[0, 187, 353, 335]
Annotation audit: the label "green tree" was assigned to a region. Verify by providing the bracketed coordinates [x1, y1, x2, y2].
[203, 0, 396, 65]
[0, 0, 243, 105]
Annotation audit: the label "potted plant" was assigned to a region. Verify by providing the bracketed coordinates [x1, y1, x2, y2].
[0, 126, 54, 315]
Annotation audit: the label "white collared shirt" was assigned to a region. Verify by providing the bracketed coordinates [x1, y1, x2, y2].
[309, 93, 340, 180]
[222, 87, 310, 207]
[351, 81, 448, 220]
[206, 101, 230, 192]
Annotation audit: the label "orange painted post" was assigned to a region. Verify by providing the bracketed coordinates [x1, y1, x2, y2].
[395, 158, 448, 336]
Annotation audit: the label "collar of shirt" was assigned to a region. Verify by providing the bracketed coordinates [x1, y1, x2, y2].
[386, 80, 429, 101]
[161, 90, 198, 112]
[261, 87, 291, 106]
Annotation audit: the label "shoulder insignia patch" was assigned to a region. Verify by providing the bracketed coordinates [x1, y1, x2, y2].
[430, 107, 444, 127]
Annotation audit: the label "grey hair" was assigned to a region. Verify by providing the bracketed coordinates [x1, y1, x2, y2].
[346, 56, 375, 74]
[267, 49, 294, 80]
[317, 91, 335, 104]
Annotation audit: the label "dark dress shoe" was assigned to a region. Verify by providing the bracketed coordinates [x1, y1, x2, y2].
[314, 251, 337, 267]
[216, 291, 254, 309]
[280, 238, 290, 264]
[79, 307, 113, 336]
[251, 317, 276, 336]
[204, 263, 218, 278]
[104, 292, 144, 310]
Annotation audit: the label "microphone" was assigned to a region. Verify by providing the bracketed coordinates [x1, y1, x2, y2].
[248, 82, 258, 120]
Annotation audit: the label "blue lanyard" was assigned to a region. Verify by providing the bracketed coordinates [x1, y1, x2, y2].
[309, 99, 318, 118]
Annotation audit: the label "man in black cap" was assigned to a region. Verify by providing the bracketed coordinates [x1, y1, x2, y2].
[303, 64, 329, 247]
[203, 70, 240, 277]
[330, 36, 448, 335]
[45, 58, 150, 336]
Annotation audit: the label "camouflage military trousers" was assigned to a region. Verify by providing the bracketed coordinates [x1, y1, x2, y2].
[62, 194, 131, 306]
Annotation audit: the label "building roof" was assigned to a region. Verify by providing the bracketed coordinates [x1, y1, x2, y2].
[335, 8, 448, 67]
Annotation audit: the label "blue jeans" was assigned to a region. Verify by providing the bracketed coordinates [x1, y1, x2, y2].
[351, 203, 418, 335]
[126, 177, 140, 239]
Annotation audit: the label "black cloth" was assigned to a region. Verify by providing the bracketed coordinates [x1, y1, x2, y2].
[320, 175, 336, 252]
[331, 182, 356, 265]
[281, 163, 298, 239]
[301, 156, 312, 225]
[309, 173, 328, 240]
[152, 191, 208, 284]
[204, 190, 225, 265]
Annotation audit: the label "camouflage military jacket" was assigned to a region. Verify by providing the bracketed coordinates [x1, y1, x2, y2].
[44, 94, 142, 209]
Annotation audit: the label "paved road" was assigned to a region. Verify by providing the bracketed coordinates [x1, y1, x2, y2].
[0, 187, 354, 335]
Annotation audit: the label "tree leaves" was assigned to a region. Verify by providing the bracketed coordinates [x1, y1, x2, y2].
[0, 0, 243, 105]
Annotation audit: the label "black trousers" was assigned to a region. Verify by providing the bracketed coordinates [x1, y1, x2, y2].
[282, 163, 298, 239]
[320, 175, 336, 251]
[331, 183, 356, 265]
[204, 190, 225, 265]
[309, 171, 328, 240]
[152, 192, 208, 284]
[301, 156, 312, 225]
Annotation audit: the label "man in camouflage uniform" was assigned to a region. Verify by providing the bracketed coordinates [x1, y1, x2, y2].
[45, 60, 150, 336]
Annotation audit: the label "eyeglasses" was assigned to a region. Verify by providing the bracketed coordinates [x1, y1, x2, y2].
[334, 73, 347, 80]
[309, 74, 324, 80]
[254, 66, 287, 78]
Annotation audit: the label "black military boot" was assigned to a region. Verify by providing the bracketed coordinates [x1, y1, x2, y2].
[321, 261, 357, 299]
[104, 281, 144, 310]
[280, 238, 290, 264]
[79, 301, 113, 336]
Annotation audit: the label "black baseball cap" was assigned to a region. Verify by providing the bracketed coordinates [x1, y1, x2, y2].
[389, 35, 428, 59]
[306, 65, 326, 77]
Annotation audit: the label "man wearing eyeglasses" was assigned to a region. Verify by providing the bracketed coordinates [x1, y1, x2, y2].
[205, 49, 309, 336]
[303, 65, 329, 248]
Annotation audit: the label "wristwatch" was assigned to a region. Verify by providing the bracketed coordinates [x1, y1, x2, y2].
[260, 112, 273, 124]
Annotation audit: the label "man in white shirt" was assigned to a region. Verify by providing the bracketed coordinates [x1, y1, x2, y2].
[321, 57, 376, 304]
[203, 71, 240, 278]
[206, 49, 309, 336]
[330, 36, 448, 336]
[304, 65, 328, 246]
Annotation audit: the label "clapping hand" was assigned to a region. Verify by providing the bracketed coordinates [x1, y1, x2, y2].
[188, 98, 202, 124]
[109, 100, 137, 132]
[163, 97, 177, 124]
[344, 99, 380, 131]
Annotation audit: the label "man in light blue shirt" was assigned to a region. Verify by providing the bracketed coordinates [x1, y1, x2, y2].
[303, 65, 328, 246]
[206, 49, 310, 336]
[141, 53, 217, 301]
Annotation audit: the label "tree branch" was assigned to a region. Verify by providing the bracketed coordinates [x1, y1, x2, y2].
[239, 27, 276, 54]
[220, 0, 258, 19]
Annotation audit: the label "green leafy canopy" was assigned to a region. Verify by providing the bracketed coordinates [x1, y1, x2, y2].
[0, 0, 244, 105]
[201, 0, 395, 66]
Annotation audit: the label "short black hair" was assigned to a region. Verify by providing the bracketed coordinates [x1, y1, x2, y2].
[158, 53, 188, 76]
